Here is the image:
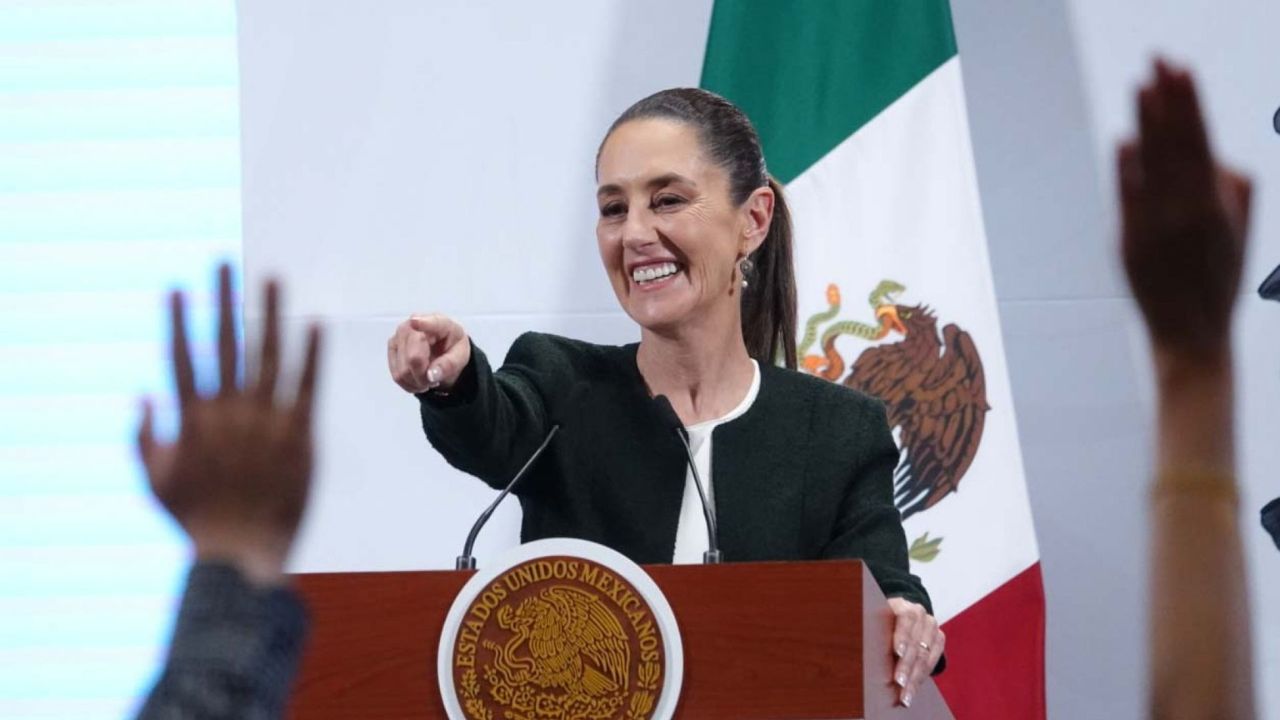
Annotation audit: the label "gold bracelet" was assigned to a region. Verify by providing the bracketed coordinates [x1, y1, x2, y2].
[1150, 470, 1239, 504]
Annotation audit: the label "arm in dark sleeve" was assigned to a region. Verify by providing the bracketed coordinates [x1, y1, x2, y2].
[416, 332, 566, 489]
[818, 398, 945, 674]
[819, 400, 933, 612]
[135, 562, 308, 720]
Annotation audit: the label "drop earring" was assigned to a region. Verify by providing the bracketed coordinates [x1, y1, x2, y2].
[739, 258, 754, 288]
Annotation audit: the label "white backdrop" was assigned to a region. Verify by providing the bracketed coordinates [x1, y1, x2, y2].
[238, 1, 1279, 717]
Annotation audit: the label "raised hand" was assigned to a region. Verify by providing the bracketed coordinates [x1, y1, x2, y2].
[387, 314, 471, 394]
[1120, 60, 1257, 720]
[888, 597, 945, 707]
[137, 264, 321, 586]
[1118, 59, 1252, 368]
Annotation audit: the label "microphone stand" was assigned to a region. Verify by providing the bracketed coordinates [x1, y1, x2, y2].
[653, 395, 722, 564]
[455, 425, 560, 570]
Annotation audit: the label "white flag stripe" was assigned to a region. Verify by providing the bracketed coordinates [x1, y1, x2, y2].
[787, 58, 1038, 623]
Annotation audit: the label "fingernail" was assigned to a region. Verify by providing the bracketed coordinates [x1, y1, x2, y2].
[427, 366, 442, 384]
[896, 642, 906, 657]
[903, 691, 913, 708]
[895, 672, 907, 687]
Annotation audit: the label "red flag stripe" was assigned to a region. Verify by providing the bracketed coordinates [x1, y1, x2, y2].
[935, 562, 1047, 719]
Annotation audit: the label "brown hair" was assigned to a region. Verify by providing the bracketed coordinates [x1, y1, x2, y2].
[599, 88, 798, 369]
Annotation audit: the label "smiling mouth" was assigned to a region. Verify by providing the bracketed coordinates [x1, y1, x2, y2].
[631, 261, 682, 286]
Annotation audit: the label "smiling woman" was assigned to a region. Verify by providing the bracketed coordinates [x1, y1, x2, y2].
[385, 87, 945, 705]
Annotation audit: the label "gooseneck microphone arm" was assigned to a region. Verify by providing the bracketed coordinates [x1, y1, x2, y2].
[456, 425, 560, 570]
[653, 395, 722, 564]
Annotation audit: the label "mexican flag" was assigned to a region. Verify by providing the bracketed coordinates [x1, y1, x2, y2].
[702, 2, 1045, 717]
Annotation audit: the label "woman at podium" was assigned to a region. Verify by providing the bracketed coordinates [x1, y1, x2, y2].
[387, 88, 944, 696]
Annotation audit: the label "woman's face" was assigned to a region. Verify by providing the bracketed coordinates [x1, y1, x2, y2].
[595, 119, 760, 335]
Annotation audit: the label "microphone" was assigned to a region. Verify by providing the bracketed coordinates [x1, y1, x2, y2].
[1259, 263, 1280, 301]
[653, 395, 722, 564]
[455, 424, 560, 570]
[1263, 497, 1280, 551]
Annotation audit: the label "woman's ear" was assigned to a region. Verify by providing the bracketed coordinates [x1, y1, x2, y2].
[740, 184, 775, 257]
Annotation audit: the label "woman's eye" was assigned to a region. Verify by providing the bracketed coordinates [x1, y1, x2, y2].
[600, 202, 626, 218]
[653, 195, 685, 210]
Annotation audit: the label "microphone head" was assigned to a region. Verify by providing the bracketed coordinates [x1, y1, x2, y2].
[1260, 263, 1280, 301]
[1263, 497, 1280, 550]
[651, 394, 685, 432]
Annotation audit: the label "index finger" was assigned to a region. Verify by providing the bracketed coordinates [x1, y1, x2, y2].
[1117, 141, 1148, 265]
[255, 279, 281, 403]
[892, 611, 919, 686]
[1117, 141, 1144, 221]
[292, 323, 322, 429]
[1160, 64, 1211, 173]
[169, 290, 196, 406]
[408, 314, 453, 339]
[216, 263, 238, 396]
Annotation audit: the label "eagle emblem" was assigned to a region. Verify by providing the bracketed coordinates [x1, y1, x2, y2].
[488, 586, 631, 700]
[452, 556, 666, 720]
[799, 281, 990, 561]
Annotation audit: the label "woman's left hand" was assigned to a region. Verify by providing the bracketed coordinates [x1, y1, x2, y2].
[887, 597, 945, 707]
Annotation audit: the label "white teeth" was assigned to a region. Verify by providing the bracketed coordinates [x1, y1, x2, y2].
[632, 262, 679, 284]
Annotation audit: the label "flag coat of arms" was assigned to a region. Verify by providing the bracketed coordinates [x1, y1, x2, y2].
[702, 2, 1045, 717]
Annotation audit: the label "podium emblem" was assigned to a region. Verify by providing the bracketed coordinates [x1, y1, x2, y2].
[439, 539, 684, 720]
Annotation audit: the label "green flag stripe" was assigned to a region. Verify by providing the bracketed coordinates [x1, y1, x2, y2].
[700, 0, 958, 184]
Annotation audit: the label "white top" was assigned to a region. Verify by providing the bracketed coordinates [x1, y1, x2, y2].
[671, 360, 762, 564]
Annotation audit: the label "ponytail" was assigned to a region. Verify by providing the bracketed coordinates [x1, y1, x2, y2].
[741, 177, 797, 369]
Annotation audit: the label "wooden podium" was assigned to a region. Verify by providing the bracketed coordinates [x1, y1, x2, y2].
[288, 560, 953, 719]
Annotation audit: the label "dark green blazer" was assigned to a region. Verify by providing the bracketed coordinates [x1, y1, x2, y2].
[419, 331, 933, 613]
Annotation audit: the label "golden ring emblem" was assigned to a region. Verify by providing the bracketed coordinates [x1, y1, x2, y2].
[452, 555, 667, 720]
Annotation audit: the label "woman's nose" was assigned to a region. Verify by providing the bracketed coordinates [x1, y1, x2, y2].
[621, 209, 657, 249]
